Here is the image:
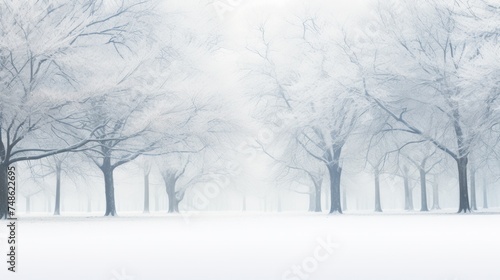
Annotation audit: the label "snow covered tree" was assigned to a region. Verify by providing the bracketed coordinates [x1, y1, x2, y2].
[154, 96, 237, 214]
[347, 0, 500, 213]
[245, 10, 369, 214]
[259, 139, 326, 212]
[35, 153, 90, 215]
[0, 0, 154, 219]
[138, 2, 239, 215]
[82, 87, 162, 216]
[157, 152, 224, 214]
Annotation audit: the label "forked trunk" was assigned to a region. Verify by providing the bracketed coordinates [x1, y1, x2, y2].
[162, 171, 180, 214]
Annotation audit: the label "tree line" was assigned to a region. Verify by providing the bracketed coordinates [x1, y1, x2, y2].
[244, 0, 499, 214]
[1, 0, 499, 218]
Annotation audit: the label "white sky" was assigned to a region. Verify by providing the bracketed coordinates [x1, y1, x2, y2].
[220, 0, 372, 44]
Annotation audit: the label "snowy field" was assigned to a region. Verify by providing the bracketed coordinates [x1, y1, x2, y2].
[1, 212, 500, 280]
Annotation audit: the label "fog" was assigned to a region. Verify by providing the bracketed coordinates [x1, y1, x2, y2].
[1, 0, 499, 279]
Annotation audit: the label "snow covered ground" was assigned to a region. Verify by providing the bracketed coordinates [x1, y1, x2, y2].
[1, 212, 500, 280]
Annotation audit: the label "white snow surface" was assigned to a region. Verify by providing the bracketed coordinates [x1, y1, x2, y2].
[1, 212, 499, 280]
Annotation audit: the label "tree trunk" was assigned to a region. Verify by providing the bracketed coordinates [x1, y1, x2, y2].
[374, 167, 382, 212]
[403, 171, 413, 211]
[419, 168, 428, 212]
[102, 160, 117, 216]
[162, 171, 180, 214]
[143, 172, 150, 213]
[431, 180, 440, 210]
[470, 168, 477, 211]
[483, 177, 488, 209]
[342, 186, 347, 212]
[328, 148, 343, 214]
[456, 157, 471, 213]
[408, 187, 414, 210]
[323, 185, 329, 211]
[155, 191, 160, 212]
[0, 163, 8, 219]
[54, 163, 62, 215]
[277, 193, 282, 212]
[47, 195, 52, 213]
[309, 175, 323, 212]
[315, 181, 322, 212]
[168, 194, 179, 213]
[26, 196, 31, 214]
[308, 186, 316, 212]
[87, 194, 92, 213]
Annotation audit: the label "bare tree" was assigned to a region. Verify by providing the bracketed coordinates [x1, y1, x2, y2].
[83, 91, 161, 216]
[401, 149, 443, 212]
[258, 139, 326, 212]
[18, 175, 43, 214]
[0, 0, 154, 219]
[45, 153, 85, 215]
[245, 13, 368, 214]
[401, 166, 414, 211]
[345, 0, 500, 213]
[157, 154, 192, 213]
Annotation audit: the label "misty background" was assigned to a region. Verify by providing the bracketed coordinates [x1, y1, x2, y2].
[1, 0, 499, 217]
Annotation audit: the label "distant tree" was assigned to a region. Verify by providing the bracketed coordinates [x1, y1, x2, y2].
[430, 175, 441, 210]
[401, 166, 415, 211]
[402, 148, 442, 212]
[156, 110, 236, 214]
[245, 11, 369, 214]
[159, 157, 189, 213]
[369, 157, 384, 213]
[44, 153, 87, 215]
[83, 89, 161, 216]
[259, 141, 325, 212]
[18, 176, 43, 214]
[141, 158, 153, 214]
